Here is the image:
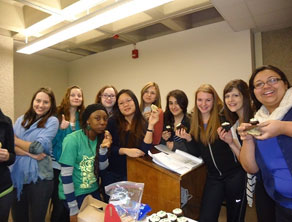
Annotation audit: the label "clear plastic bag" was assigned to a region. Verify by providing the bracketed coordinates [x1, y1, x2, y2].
[105, 181, 144, 220]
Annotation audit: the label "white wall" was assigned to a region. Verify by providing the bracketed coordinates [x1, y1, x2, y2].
[14, 53, 68, 119]
[0, 35, 14, 120]
[68, 21, 253, 110]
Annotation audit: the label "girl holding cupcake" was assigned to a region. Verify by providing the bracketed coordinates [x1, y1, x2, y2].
[140, 82, 164, 145]
[179, 84, 246, 222]
[161, 89, 191, 152]
[105, 89, 159, 184]
[58, 104, 112, 222]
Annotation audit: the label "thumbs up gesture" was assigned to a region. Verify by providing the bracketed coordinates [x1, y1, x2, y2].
[60, 114, 70, 129]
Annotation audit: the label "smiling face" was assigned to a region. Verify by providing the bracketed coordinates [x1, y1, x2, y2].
[33, 92, 51, 117]
[168, 96, 183, 117]
[69, 88, 83, 108]
[143, 86, 157, 106]
[253, 69, 288, 113]
[224, 88, 243, 114]
[196, 91, 214, 116]
[118, 93, 135, 118]
[87, 110, 108, 134]
[101, 87, 116, 109]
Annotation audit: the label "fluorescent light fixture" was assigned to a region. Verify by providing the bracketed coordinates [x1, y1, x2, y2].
[20, 0, 105, 37]
[17, 0, 173, 54]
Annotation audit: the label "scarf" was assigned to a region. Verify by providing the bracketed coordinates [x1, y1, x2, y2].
[255, 87, 292, 122]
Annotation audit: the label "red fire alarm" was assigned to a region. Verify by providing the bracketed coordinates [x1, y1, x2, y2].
[132, 49, 139, 59]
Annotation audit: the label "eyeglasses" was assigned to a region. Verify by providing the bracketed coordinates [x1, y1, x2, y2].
[101, 94, 116, 99]
[118, 98, 133, 107]
[254, 77, 282, 89]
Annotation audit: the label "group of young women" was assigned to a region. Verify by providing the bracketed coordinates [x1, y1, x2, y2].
[0, 65, 291, 222]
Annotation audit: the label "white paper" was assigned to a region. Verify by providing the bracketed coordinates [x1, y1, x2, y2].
[148, 145, 203, 175]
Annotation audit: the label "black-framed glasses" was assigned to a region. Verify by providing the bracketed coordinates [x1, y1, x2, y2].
[101, 94, 116, 99]
[254, 77, 282, 89]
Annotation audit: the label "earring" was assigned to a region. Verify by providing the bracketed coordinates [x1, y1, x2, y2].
[87, 124, 91, 130]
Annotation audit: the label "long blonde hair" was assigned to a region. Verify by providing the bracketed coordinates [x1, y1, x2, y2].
[190, 84, 223, 146]
[139, 82, 161, 111]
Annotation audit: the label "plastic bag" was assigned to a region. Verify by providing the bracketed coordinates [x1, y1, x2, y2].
[105, 181, 144, 220]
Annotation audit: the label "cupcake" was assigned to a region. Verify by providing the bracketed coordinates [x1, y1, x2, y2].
[157, 210, 167, 219]
[172, 208, 183, 217]
[160, 219, 171, 222]
[166, 125, 172, 132]
[221, 122, 231, 131]
[148, 215, 160, 222]
[167, 213, 177, 222]
[249, 118, 259, 125]
[176, 123, 186, 130]
[177, 217, 188, 222]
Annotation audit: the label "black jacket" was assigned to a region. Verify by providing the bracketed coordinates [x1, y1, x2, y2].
[0, 109, 15, 194]
[185, 136, 242, 177]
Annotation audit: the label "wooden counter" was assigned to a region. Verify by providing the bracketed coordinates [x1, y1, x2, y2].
[127, 152, 206, 220]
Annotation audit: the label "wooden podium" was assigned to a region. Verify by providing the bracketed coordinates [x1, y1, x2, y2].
[127, 153, 206, 220]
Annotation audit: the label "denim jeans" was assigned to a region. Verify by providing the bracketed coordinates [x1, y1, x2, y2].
[12, 179, 54, 222]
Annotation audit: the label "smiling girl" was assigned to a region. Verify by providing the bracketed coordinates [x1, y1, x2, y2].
[11, 87, 59, 222]
[140, 82, 163, 145]
[95, 85, 118, 117]
[161, 89, 190, 151]
[50, 86, 85, 222]
[180, 84, 246, 222]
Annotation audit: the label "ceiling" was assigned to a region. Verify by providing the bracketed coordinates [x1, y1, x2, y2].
[0, 0, 291, 62]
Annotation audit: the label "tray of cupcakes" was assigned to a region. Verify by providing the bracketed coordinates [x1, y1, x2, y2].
[145, 208, 197, 222]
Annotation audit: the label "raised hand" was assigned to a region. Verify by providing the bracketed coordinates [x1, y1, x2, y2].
[175, 128, 192, 142]
[101, 130, 112, 148]
[60, 114, 70, 129]
[217, 126, 233, 145]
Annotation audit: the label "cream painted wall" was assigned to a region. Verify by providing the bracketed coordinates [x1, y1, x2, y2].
[0, 35, 14, 120]
[68, 21, 253, 111]
[14, 53, 68, 120]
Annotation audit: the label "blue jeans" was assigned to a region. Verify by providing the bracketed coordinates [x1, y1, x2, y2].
[12, 179, 54, 222]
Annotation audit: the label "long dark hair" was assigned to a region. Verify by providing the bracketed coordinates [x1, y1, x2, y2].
[57, 85, 85, 124]
[164, 89, 188, 127]
[114, 89, 146, 147]
[21, 87, 57, 129]
[249, 65, 291, 110]
[223, 79, 254, 124]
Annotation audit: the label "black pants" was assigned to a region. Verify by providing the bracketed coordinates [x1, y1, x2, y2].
[255, 179, 292, 222]
[12, 179, 53, 222]
[0, 190, 14, 222]
[50, 169, 69, 222]
[199, 168, 246, 222]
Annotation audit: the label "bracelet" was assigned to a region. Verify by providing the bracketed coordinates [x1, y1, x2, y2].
[146, 128, 153, 132]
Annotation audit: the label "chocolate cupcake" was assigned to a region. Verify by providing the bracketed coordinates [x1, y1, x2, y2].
[172, 208, 183, 217]
[221, 122, 231, 131]
[167, 213, 177, 222]
[249, 118, 259, 125]
[177, 217, 188, 222]
[166, 125, 172, 132]
[157, 210, 167, 219]
[176, 123, 186, 131]
[148, 215, 160, 222]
